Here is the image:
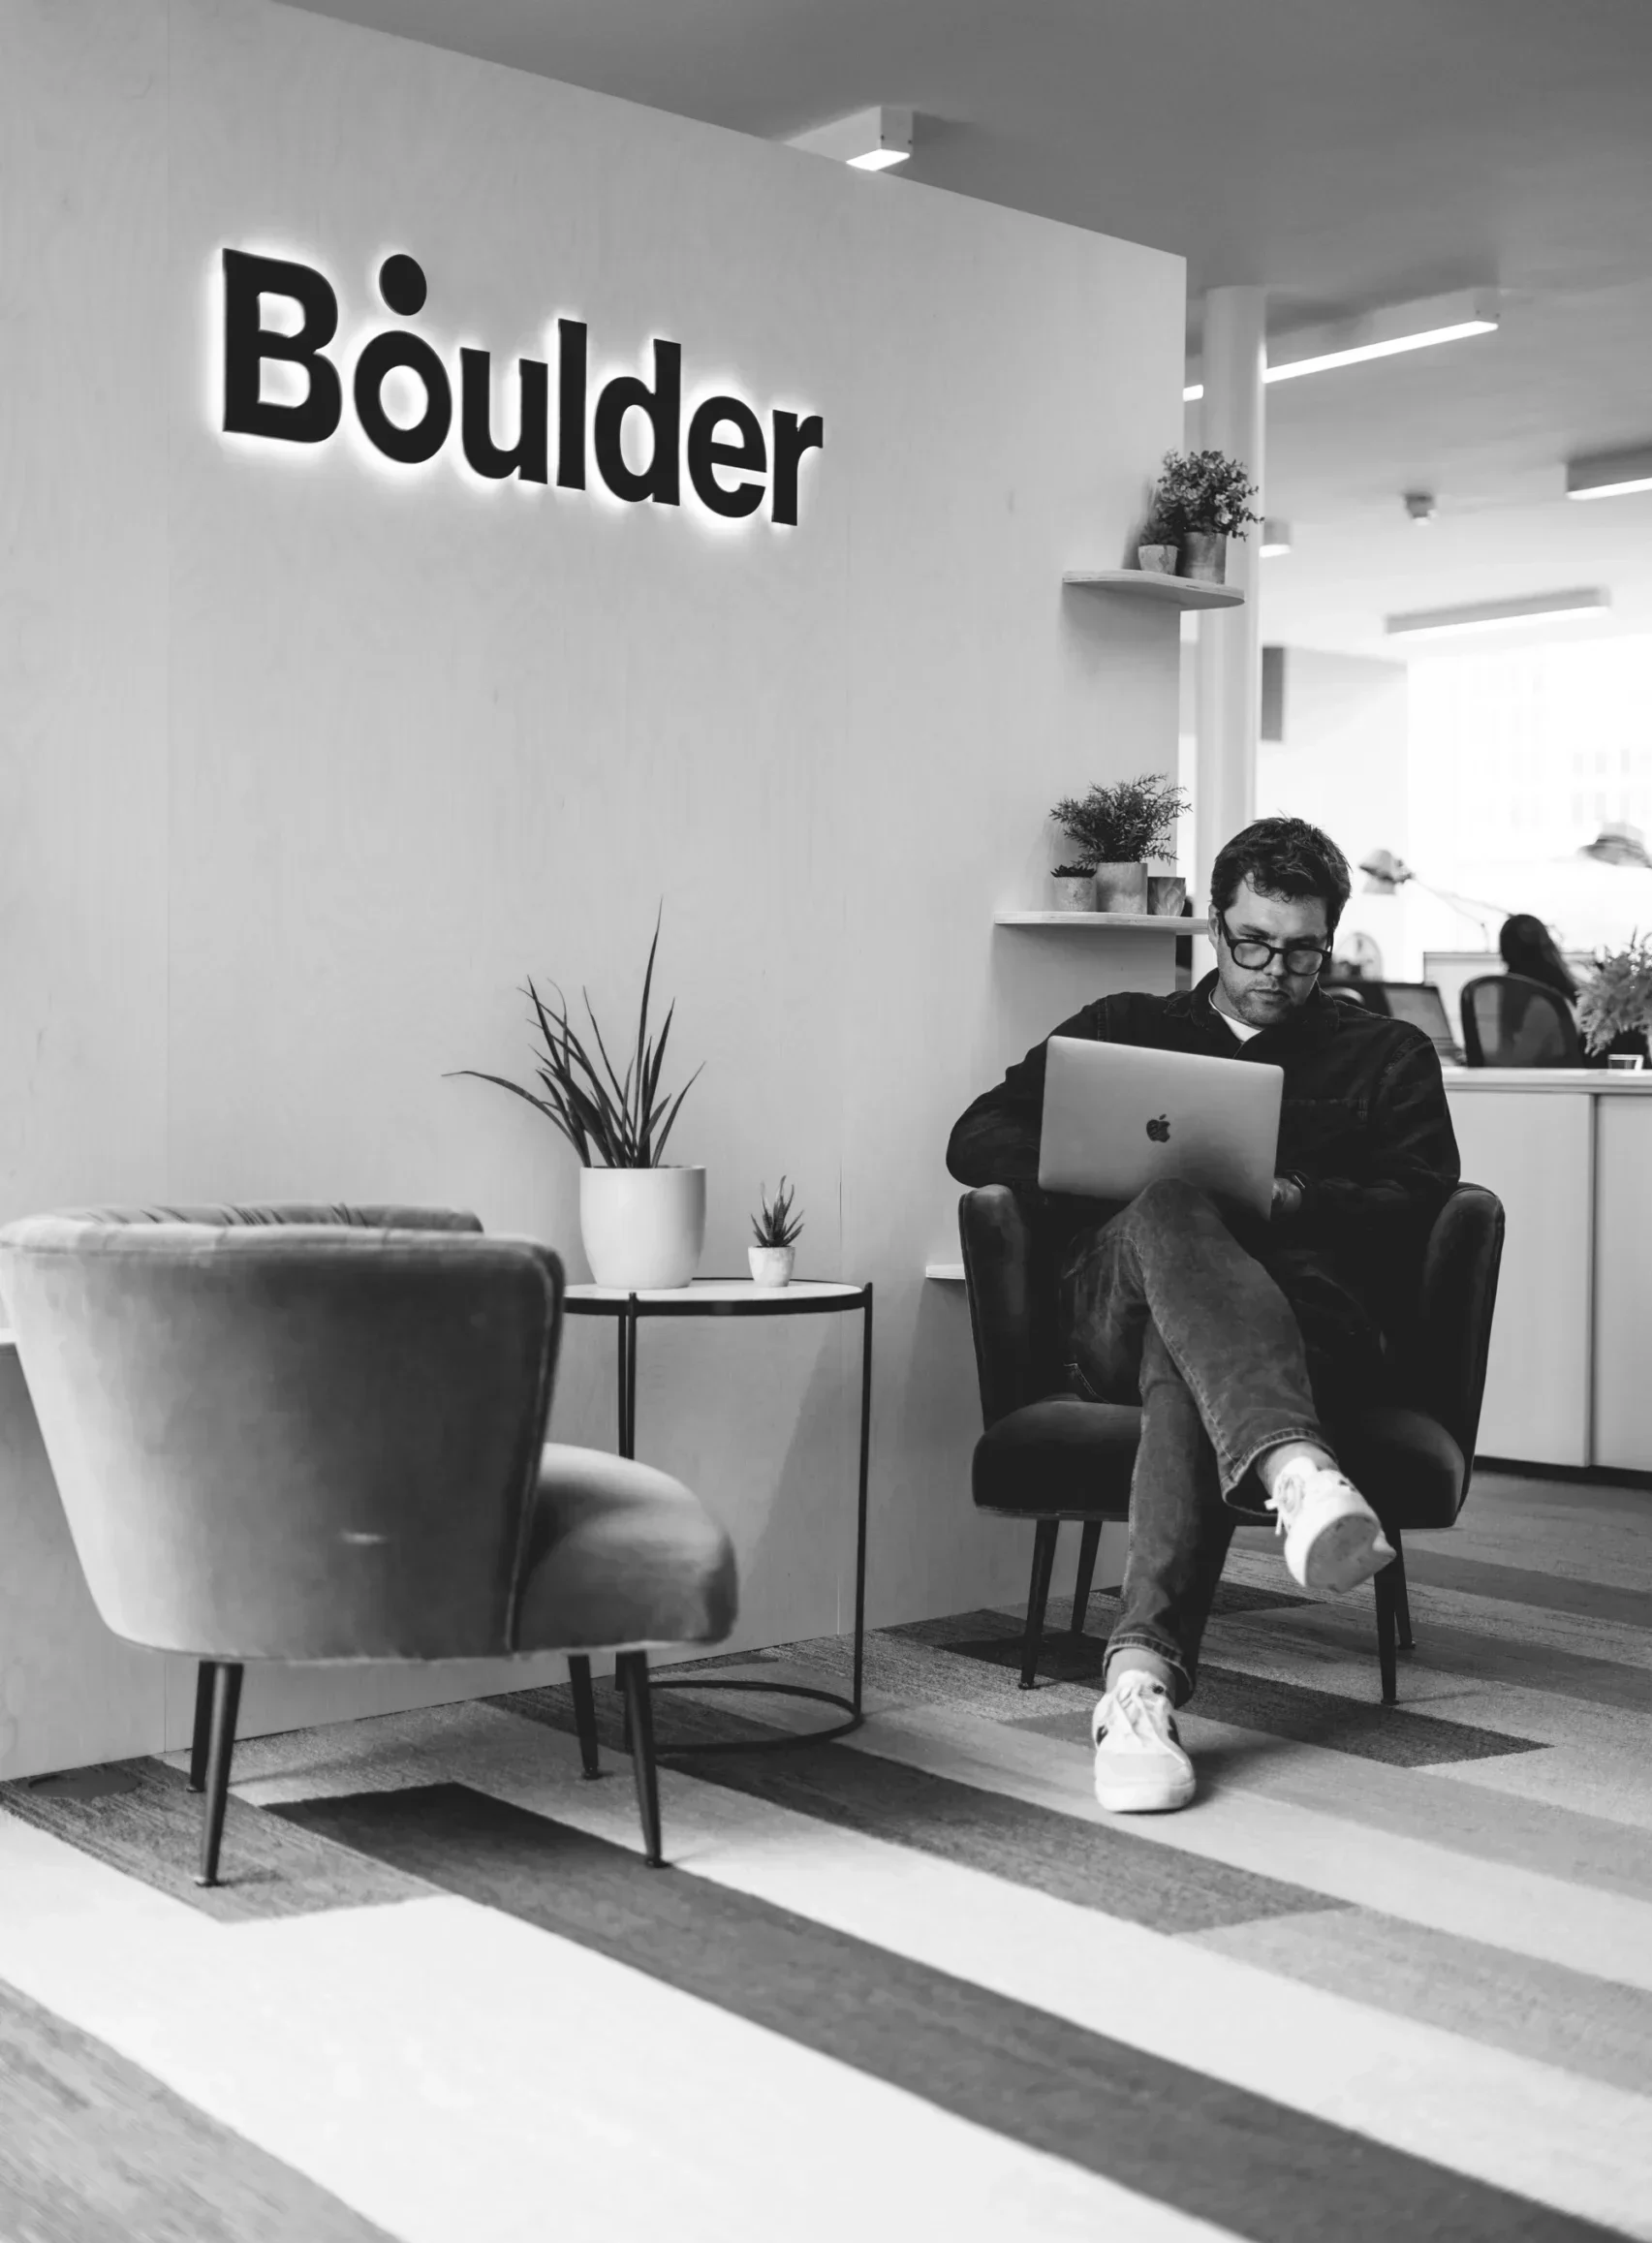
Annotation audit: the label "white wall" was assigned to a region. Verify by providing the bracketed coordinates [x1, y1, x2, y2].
[0, 0, 1184, 1768]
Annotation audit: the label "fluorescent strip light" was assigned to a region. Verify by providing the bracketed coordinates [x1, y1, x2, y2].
[787, 105, 913, 170]
[1567, 444, 1652, 502]
[1183, 287, 1499, 406]
[1385, 588, 1609, 639]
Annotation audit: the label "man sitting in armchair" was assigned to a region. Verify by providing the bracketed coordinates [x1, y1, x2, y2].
[946, 816, 1460, 1813]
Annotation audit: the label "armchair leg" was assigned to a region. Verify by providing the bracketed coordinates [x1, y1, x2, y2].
[1390, 1530, 1415, 1650]
[1072, 1520, 1103, 1637]
[195, 1662, 243, 1887]
[1373, 1563, 1399, 1706]
[1020, 1519, 1060, 1691]
[568, 1656, 601, 1779]
[188, 1661, 215, 1792]
[616, 1652, 663, 1868]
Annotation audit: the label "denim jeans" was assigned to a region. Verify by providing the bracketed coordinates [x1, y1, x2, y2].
[1058, 1177, 1384, 1705]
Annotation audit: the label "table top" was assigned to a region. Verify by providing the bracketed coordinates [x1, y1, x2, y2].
[565, 1278, 868, 1316]
[1444, 1069, 1652, 1094]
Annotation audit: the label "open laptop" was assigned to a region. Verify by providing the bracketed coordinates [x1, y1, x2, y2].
[1038, 1038, 1284, 1221]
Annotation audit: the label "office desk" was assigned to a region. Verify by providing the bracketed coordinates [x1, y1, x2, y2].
[1445, 1071, 1652, 1469]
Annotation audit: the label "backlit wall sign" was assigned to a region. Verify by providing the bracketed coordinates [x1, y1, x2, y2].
[220, 249, 825, 526]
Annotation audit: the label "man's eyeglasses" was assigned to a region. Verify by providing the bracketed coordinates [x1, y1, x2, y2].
[1217, 914, 1331, 978]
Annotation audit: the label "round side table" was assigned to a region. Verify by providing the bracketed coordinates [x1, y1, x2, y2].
[563, 1278, 872, 1748]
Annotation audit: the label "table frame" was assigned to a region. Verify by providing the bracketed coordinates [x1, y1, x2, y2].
[564, 1280, 873, 1748]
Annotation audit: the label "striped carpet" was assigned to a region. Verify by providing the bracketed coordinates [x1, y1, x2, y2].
[0, 1468, 1648, 2241]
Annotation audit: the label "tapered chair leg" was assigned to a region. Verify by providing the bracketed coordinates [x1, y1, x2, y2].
[1020, 1518, 1060, 1691]
[188, 1661, 216, 1792]
[1390, 1531, 1415, 1650]
[1373, 1563, 1399, 1706]
[195, 1662, 243, 1887]
[616, 1652, 663, 1867]
[568, 1655, 601, 1778]
[1071, 1519, 1103, 1637]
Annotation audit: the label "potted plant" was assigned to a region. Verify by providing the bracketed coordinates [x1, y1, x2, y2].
[1137, 493, 1180, 576]
[450, 908, 706, 1290]
[1148, 449, 1261, 583]
[1578, 936, 1652, 1064]
[1050, 773, 1189, 915]
[1049, 862, 1097, 913]
[748, 1177, 803, 1287]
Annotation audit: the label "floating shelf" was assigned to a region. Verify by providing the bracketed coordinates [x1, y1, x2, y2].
[1062, 570, 1244, 612]
[925, 1263, 965, 1282]
[994, 911, 1184, 931]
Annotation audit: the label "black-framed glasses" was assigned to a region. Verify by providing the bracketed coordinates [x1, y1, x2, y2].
[1217, 914, 1331, 977]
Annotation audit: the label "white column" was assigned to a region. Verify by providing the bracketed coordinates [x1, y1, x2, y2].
[1193, 285, 1266, 907]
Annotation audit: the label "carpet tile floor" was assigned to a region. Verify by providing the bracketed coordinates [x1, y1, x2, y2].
[0, 1468, 1648, 2241]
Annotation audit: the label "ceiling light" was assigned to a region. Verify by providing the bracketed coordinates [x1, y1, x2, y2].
[1183, 288, 1499, 404]
[1385, 587, 1609, 639]
[787, 105, 913, 171]
[1566, 444, 1652, 502]
[1260, 518, 1291, 557]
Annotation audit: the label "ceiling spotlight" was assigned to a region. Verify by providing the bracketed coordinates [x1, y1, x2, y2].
[787, 105, 913, 171]
[1259, 518, 1292, 557]
[1385, 587, 1610, 639]
[1183, 287, 1500, 403]
[1566, 444, 1652, 503]
[1403, 490, 1437, 524]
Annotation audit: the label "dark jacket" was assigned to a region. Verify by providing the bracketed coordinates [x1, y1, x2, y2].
[947, 972, 1461, 1342]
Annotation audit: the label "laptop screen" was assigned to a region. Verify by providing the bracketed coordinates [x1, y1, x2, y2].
[1378, 982, 1457, 1055]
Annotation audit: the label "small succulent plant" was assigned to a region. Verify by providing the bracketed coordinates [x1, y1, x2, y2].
[751, 1177, 803, 1249]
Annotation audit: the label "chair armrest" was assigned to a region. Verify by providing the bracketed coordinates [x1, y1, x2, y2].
[958, 1186, 1062, 1428]
[1410, 1183, 1505, 1477]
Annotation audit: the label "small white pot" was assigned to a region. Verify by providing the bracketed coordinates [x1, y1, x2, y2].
[1093, 861, 1150, 914]
[579, 1165, 705, 1291]
[747, 1244, 795, 1288]
[1138, 543, 1178, 575]
[1147, 874, 1188, 917]
[1052, 872, 1097, 912]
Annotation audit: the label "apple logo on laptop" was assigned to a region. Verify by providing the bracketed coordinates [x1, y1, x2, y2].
[1146, 1113, 1170, 1142]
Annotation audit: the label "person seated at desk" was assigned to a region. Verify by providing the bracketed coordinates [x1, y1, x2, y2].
[946, 816, 1460, 1814]
[1496, 913, 1585, 1065]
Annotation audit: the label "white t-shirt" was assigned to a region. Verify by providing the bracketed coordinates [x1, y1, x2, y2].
[1214, 1006, 1262, 1044]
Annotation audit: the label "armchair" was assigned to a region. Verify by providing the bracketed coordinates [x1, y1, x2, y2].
[958, 1183, 1504, 1702]
[0, 1205, 737, 1884]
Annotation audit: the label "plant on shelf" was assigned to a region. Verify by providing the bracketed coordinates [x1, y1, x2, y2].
[1577, 935, 1652, 1060]
[1050, 772, 1189, 915]
[1136, 493, 1182, 576]
[449, 907, 708, 1290]
[1147, 449, 1261, 583]
[749, 1176, 803, 1288]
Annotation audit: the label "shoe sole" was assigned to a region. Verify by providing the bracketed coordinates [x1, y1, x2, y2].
[1299, 1508, 1392, 1595]
[1093, 1765, 1197, 1814]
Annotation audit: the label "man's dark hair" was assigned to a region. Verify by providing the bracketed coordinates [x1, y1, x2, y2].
[1210, 816, 1352, 934]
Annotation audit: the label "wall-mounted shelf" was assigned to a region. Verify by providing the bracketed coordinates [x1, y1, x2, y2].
[994, 911, 1185, 931]
[1062, 570, 1244, 612]
[925, 1263, 965, 1282]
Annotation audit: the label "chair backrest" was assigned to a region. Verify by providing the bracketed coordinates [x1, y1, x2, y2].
[0, 1205, 563, 1664]
[959, 1180, 1507, 1493]
[1460, 975, 1581, 1068]
[957, 1185, 1065, 1425]
[1387, 1183, 1505, 1490]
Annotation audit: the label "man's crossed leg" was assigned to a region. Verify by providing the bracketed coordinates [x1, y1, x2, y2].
[1060, 1177, 1391, 1812]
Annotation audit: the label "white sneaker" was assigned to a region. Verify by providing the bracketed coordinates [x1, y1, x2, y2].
[1266, 1461, 1394, 1593]
[1091, 1670, 1196, 1814]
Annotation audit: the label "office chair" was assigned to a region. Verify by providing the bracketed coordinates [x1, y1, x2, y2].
[957, 1181, 1504, 1704]
[0, 1205, 737, 1885]
[1460, 975, 1582, 1067]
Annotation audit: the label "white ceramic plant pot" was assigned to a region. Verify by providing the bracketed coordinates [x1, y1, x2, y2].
[1147, 874, 1188, 917]
[1052, 872, 1097, 912]
[1093, 861, 1150, 914]
[579, 1165, 705, 1291]
[1138, 543, 1178, 576]
[747, 1245, 795, 1288]
[1180, 531, 1228, 583]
